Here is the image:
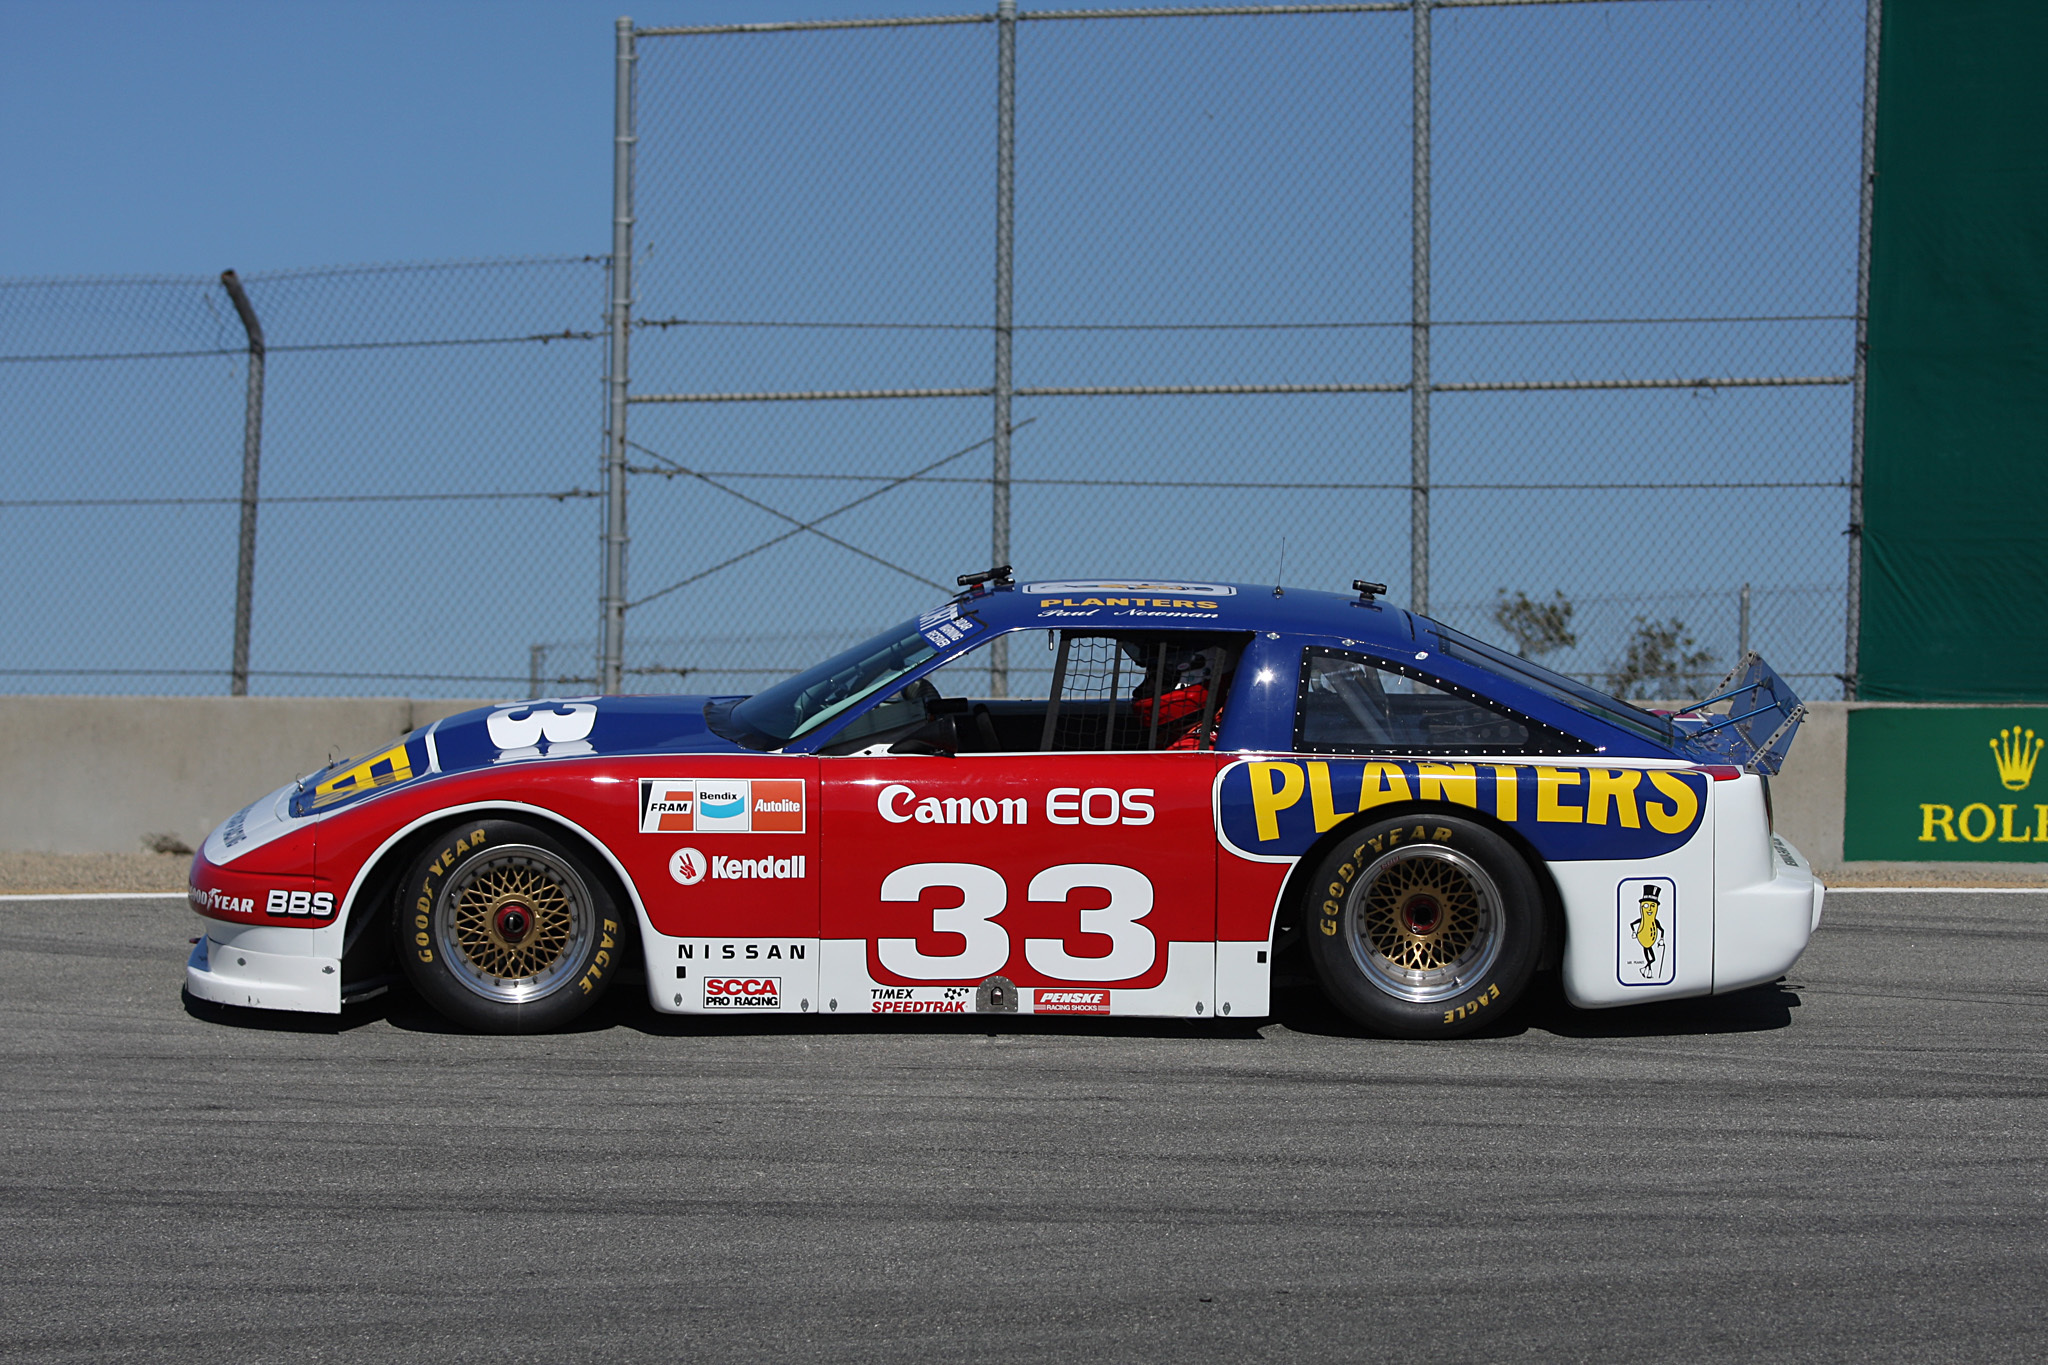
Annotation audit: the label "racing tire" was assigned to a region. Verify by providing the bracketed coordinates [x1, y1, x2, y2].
[1303, 813, 1542, 1039]
[395, 819, 625, 1034]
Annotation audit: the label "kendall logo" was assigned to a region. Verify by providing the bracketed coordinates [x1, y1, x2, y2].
[712, 855, 806, 881]
[640, 777, 806, 834]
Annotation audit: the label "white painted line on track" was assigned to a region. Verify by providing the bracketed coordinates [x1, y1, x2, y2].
[1827, 886, 2048, 894]
[0, 891, 187, 902]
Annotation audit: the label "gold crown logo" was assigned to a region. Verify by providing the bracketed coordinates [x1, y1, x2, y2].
[1990, 726, 2044, 791]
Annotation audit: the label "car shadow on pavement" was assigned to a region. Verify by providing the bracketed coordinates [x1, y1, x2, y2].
[1266, 970, 1801, 1042]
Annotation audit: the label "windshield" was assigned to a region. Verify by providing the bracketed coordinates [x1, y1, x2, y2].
[724, 618, 937, 747]
[1428, 623, 1676, 748]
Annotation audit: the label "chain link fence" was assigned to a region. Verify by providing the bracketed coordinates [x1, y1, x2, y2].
[1, 258, 609, 696]
[616, 0, 1872, 701]
[2, 2, 1873, 703]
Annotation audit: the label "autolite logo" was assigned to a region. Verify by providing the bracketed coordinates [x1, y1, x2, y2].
[1035, 989, 1110, 1015]
[704, 977, 781, 1009]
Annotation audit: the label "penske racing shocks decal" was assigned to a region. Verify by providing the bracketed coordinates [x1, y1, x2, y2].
[1215, 758, 1708, 862]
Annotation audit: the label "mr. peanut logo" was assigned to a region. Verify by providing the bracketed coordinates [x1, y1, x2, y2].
[487, 698, 598, 762]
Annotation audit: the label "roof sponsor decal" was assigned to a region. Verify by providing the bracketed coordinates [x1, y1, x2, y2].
[1214, 758, 1708, 863]
[1021, 580, 1236, 596]
[918, 603, 985, 649]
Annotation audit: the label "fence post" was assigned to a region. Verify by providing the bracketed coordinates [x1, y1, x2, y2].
[1739, 582, 1751, 659]
[1844, 0, 1882, 702]
[220, 270, 266, 698]
[989, 0, 1018, 698]
[601, 15, 638, 696]
[1409, 1, 1432, 618]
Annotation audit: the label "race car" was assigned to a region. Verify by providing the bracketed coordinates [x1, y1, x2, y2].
[185, 570, 1821, 1038]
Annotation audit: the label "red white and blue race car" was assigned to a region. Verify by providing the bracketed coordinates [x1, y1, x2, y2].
[186, 571, 1820, 1038]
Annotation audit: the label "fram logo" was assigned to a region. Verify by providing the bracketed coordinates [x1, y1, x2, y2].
[640, 778, 806, 834]
[1035, 989, 1110, 1015]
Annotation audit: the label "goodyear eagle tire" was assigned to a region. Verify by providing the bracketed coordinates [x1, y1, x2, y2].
[395, 819, 624, 1033]
[1303, 814, 1542, 1039]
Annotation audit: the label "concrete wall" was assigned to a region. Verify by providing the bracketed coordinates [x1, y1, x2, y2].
[5, 695, 2038, 881]
[3, 697, 493, 854]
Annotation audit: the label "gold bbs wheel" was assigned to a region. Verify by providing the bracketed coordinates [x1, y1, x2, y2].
[1346, 844, 1506, 1004]
[434, 845, 596, 1004]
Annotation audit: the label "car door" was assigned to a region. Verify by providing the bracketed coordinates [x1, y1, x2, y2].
[813, 629, 1241, 1018]
[615, 754, 821, 1015]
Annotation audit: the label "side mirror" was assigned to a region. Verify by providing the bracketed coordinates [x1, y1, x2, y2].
[888, 711, 964, 757]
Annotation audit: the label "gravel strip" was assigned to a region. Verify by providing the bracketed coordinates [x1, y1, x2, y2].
[0, 851, 193, 895]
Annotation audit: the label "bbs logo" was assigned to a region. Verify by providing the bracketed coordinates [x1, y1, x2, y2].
[265, 889, 336, 918]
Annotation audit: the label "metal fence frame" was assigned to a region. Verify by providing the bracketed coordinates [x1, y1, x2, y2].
[597, 0, 1884, 697]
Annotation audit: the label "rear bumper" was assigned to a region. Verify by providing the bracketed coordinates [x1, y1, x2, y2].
[186, 924, 340, 1014]
[1713, 834, 1821, 995]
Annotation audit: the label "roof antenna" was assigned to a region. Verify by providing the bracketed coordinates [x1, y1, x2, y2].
[1273, 538, 1286, 598]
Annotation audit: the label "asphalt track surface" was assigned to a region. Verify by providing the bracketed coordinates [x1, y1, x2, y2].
[1, 892, 2043, 1363]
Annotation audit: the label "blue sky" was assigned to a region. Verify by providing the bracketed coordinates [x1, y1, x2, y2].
[1, 1, 1871, 699]
[1, 1, 1040, 277]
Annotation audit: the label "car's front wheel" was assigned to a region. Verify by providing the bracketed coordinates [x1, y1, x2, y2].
[395, 819, 625, 1033]
[1303, 814, 1542, 1039]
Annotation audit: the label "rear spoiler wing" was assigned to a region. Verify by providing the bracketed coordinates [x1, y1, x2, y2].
[1669, 652, 1805, 776]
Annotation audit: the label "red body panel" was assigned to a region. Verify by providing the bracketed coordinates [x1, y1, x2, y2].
[819, 753, 1220, 988]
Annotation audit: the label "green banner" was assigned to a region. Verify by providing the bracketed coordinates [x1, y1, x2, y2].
[1845, 708, 2048, 860]
[1859, 1, 2048, 701]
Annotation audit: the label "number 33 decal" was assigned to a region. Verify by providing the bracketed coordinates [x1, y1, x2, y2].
[877, 862, 1155, 982]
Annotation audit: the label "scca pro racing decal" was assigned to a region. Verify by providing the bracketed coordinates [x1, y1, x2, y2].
[704, 977, 781, 1010]
[1215, 759, 1708, 862]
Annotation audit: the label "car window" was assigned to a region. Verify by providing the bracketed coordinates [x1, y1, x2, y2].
[800, 627, 1246, 755]
[1043, 633, 1243, 752]
[722, 618, 938, 747]
[1427, 623, 1675, 747]
[1295, 648, 1588, 756]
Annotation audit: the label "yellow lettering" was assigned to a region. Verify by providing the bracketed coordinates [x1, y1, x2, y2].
[1536, 768, 1584, 824]
[1198, 601, 1219, 610]
[2038, 805, 2048, 842]
[1105, 598, 1129, 606]
[1080, 597, 1104, 606]
[308, 742, 414, 810]
[1958, 803, 1995, 843]
[1358, 762, 1414, 812]
[1319, 919, 1339, 936]
[1919, 804, 1956, 842]
[1415, 761, 1478, 807]
[1644, 770, 1700, 835]
[1307, 762, 1347, 833]
[1490, 765, 1520, 822]
[1249, 762, 1305, 842]
[1999, 804, 2033, 843]
[1173, 599, 1195, 608]
[1585, 769, 1643, 827]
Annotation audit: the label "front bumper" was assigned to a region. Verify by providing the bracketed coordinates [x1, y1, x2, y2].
[186, 923, 341, 1014]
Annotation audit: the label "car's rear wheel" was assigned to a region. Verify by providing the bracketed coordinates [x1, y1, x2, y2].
[395, 819, 624, 1033]
[1303, 813, 1542, 1039]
